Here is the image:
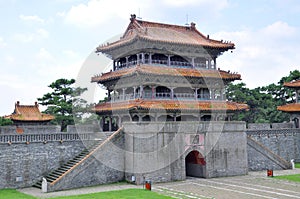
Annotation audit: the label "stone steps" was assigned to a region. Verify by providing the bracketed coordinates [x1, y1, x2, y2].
[247, 136, 292, 169]
[33, 139, 103, 189]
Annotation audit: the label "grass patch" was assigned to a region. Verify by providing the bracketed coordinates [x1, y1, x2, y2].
[295, 163, 300, 168]
[0, 189, 36, 199]
[274, 174, 300, 183]
[50, 189, 173, 199]
[0, 188, 172, 199]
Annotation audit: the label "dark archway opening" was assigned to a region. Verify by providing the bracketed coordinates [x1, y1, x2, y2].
[185, 150, 206, 178]
[293, 117, 299, 128]
[132, 115, 139, 122]
[201, 115, 211, 121]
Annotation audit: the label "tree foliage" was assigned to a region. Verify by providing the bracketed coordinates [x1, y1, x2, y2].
[0, 117, 13, 126]
[226, 70, 300, 124]
[38, 78, 87, 131]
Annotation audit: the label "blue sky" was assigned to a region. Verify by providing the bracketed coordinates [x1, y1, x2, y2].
[1, 0, 300, 115]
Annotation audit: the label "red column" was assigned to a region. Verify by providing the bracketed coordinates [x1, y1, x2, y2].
[152, 86, 156, 99]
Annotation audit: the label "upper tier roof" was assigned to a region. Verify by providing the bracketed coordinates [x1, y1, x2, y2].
[283, 79, 300, 88]
[91, 65, 241, 83]
[5, 101, 54, 122]
[96, 14, 234, 54]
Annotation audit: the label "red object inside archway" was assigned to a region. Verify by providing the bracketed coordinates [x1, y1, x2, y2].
[186, 150, 206, 165]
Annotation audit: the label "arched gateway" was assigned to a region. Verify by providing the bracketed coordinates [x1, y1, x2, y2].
[185, 150, 206, 177]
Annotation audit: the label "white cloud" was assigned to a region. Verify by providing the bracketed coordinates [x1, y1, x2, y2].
[19, 14, 45, 23]
[36, 48, 53, 61]
[4, 55, 15, 64]
[261, 21, 296, 38]
[64, 0, 150, 28]
[62, 0, 228, 28]
[13, 28, 49, 43]
[0, 75, 24, 89]
[36, 28, 49, 38]
[36, 59, 83, 82]
[212, 21, 300, 88]
[13, 33, 34, 43]
[62, 49, 78, 58]
[0, 37, 7, 47]
[56, 11, 66, 17]
[163, 0, 228, 7]
[162, 0, 228, 11]
[33, 49, 84, 82]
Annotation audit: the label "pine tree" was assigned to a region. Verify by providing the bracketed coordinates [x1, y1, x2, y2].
[38, 78, 87, 131]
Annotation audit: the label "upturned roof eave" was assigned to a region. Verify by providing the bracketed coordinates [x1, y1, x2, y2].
[283, 80, 300, 88]
[96, 36, 234, 55]
[93, 100, 249, 113]
[277, 103, 300, 112]
[91, 66, 241, 84]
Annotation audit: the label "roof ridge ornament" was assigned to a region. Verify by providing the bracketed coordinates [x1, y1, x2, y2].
[130, 14, 136, 21]
[190, 22, 196, 30]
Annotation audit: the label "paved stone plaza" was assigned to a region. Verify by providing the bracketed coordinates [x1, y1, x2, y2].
[153, 169, 300, 199]
[19, 169, 300, 199]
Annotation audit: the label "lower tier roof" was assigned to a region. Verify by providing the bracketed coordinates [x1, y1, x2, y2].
[283, 80, 300, 88]
[93, 99, 248, 113]
[91, 65, 241, 84]
[277, 103, 300, 112]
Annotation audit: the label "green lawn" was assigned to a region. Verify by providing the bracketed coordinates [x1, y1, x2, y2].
[274, 174, 300, 183]
[0, 189, 36, 199]
[0, 189, 172, 199]
[273, 163, 300, 183]
[50, 189, 172, 199]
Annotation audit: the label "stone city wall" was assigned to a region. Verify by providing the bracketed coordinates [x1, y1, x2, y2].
[1, 122, 299, 190]
[0, 125, 97, 189]
[123, 121, 247, 183]
[246, 123, 300, 171]
[247, 122, 294, 130]
[47, 130, 125, 192]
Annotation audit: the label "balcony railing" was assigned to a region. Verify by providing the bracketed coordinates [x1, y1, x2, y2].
[110, 92, 212, 102]
[0, 133, 92, 144]
[115, 59, 214, 70]
[174, 93, 194, 99]
[111, 94, 135, 101]
[156, 92, 171, 99]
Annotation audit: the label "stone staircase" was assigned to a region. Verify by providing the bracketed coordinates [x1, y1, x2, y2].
[33, 130, 119, 189]
[247, 136, 292, 169]
[33, 139, 103, 189]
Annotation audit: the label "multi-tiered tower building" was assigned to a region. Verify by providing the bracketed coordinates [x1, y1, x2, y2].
[92, 14, 248, 131]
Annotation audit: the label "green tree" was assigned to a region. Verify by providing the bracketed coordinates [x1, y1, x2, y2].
[264, 70, 300, 103]
[262, 69, 300, 122]
[0, 117, 13, 126]
[226, 70, 299, 124]
[38, 78, 87, 131]
[226, 83, 271, 123]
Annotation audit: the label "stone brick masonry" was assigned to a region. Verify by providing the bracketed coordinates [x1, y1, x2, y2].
[0, 122, 299, 190]
[0, 125, 94, 189]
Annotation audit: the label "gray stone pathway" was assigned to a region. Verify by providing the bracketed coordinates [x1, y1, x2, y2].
[18, 169, 300, 199]
[153, 169, 300, 199]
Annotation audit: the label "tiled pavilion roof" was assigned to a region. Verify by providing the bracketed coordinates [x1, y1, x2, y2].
[277, 103, 300, 113]
[91, 65, 241, 83]
[5, 101, 54, 122]
[283, 80, 300, 88]
[96, 15, 234, 53]
[94, 99, 249, 113]
[277, 80, 300, 112]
